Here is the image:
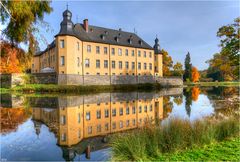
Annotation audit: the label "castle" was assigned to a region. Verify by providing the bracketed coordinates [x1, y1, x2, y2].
[31, 9, 163, 79]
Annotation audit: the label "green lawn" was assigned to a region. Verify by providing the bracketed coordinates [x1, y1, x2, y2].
[184, 81, 240, 87]
[158, 136, 240, 161]
[0, 83, 164, 94]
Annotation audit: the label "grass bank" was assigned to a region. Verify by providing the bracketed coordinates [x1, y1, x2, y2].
[184, 81, 240, 87]
[110, 118, 239, 161]
[158, 136, 240, 161]
[1, 83, 165, 94]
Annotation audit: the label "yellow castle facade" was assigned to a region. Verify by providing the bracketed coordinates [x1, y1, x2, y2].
[31, 9, 163, 77]
[32, 94, 164, 147]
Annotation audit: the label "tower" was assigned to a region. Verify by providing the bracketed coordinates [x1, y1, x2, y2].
[153, 36, 163, 76]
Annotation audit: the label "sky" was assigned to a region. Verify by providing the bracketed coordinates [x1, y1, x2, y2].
[4, 0, 240, 70]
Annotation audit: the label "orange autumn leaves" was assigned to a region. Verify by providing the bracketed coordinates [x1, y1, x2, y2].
[0, 41, 25, 73]
[192, 87, 200, 101]
[1, 108, 32, 134]
[192, 66, 200, 82]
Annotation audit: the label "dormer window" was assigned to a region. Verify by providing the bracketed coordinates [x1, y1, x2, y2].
[139, 40, 142, 45]
[118, 33, 121, 37]
[105, 31, 108, 35]
[101, 34, 105, 40]
[115, 36, 119, 42]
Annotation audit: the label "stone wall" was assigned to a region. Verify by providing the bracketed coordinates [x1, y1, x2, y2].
[1, 73, 183, 87]
[0, 73, 25, 88]
[30, 73, 57, 84]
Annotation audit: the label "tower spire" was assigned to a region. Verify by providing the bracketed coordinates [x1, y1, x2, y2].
[66, 2, 68, 10]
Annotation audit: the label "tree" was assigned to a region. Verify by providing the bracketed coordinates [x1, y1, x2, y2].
[207, 52, 236, 81]
[173, 62, 184, 76]
[183, 88, 192, 117]
[183, 52, 192, 81]
[191, 66, 200, 82]
[191, 87, 200, 101]
[162, 49, 173, 76]
[206, 17, 239, 81]
[0, 41, 26, 73]
[217, 17, 239, 70]
[0, 1, 52, 68]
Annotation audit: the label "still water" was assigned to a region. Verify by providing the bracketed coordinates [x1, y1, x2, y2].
[1, 86, 239, 161]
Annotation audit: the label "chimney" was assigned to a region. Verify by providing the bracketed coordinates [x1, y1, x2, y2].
[83, 19, 88, 32]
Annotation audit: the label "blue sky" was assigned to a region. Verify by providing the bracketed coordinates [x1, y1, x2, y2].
[26, 1, 240, 69]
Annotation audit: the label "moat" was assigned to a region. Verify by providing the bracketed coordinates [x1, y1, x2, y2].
[1, 86, 239, 161]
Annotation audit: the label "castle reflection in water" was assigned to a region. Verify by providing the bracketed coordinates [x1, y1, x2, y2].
[31, 92, 165, 147]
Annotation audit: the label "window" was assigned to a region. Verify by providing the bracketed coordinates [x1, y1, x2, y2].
[138, 51, 141, 57]
[119, 61, 122, 69]
[132, 62, 135, 70]
[138, 62, 141, 70]
[118, 48, 122, 56]
[77, 57, 80, 67]
[112, 122, 116, 129]
[86, 112, 91, 120]
[87, 45, 91, 53]
[78, 130, 81, 138]
[111, 48, 115, 55]
[132, 119, 136, 126]
[112, 109, 116, 117]
[120, 121, 123, 128]
[96, 46, 100, 54]
[126, 120, 130, 127]
[144, 51, 146, 57]
[144, 63, 147, 70]
[149, 63, 152, 70]
[126, 107, 129, 115]
[105, 109, 109, 118]
[139, 106, 142, 113]
[149, 52, 152, 58]
[77, 42, 80, 51]
[125, 61, 129, 69]
[104, 47, 108, 54]
[88, 126, 92, 134]
[61, 133, 66, 141]
[150, 104, 153, 111]
[105, 123, 109, 131]
[60, 56, 65, 66]
[119, 108, 123, 116]
[132, 106, 136, 114]
[85, 59, 90, 67]
[112, 61, 115, 69]
[60, 40, 64, 48]
[125, 49, 128, 56]
[96, 60, 100, 68]
[61, 115, 66, 125]
[78, 113, 81, 123]
[144, 105, 147, 112]
[32, 64, 34, 69]
[96, 110, 101, 119]
[104, 60, 108, 68]
[132, 50, 134, 56]
[97, 125, 101, 132]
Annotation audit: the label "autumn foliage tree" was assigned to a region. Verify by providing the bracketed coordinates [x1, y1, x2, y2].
[191, 87, 200, 101]
[162, 49, 173, 76]
[0, 41, 27, 73]
[192, 66, 200, 82]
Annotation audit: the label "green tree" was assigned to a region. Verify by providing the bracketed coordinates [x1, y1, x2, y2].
[173, 62, 184, 76]
[0, 1, 52, 56]
[183, 52, 192, 81]
[162, 49, 173, 76]
[217, 17, 239, 70]
[206, 17, 239, 81]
